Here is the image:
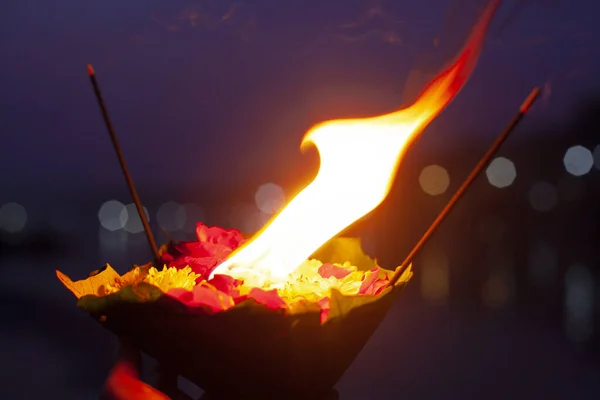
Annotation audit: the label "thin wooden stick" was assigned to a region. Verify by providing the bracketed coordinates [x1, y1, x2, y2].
[388, 87, 540, 287]
[87, 64, 160, 265]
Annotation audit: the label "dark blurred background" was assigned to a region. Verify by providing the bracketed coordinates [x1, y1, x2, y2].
[1, 0, 600, 398]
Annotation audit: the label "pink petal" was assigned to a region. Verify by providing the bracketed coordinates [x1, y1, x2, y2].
[317, 297, 331, 324]
[358, 267, 380, 295]
[166, 288, 193, 303]
[247, 288, 287, 310]
[317, 263, 352, 279]
[196, 222, 245, 249]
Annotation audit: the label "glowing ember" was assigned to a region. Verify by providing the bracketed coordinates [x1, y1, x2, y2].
[210, 0, 499, 286]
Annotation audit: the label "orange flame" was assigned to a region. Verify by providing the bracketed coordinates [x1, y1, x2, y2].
[210, 0, 501, 286]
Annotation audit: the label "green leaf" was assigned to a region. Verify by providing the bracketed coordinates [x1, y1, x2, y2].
[77, 283, 164, 314]
[310, 237, 377, 271]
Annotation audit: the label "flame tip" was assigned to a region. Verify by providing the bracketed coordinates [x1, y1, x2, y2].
[214, 0, 501, 284]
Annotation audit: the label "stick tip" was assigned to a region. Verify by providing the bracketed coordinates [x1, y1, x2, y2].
[520, 87, 540, 114]
[87, 64, 95, 76]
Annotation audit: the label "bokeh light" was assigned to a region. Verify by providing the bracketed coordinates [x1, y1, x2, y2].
[98, 200, 127, 231]
[563, 145, 593, 176]
[255, 183, 286, 215]
[98, 226, 129, 255]
[419, 164, 450, 196]
[564, 264, 594, 342]
[527, 241, 558, 289]
[157, 201, 187, 232]
[420, 248, 449, 305]
[528, 181, 558, 212]
[181, 203, 205, 233]
[485, 157, 516, 188]
[120, 204, 150, 234]
[0, 202, 28, 233]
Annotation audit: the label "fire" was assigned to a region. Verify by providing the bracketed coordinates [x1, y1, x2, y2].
[211, 0, 501, 286]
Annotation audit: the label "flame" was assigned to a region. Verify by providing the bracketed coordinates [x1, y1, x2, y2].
[210, 0, 501, 286]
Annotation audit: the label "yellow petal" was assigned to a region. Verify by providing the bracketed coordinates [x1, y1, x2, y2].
[56, 264, 120, 299]
[394, 263, 413, 286]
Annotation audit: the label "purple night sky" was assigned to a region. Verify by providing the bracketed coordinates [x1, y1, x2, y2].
[1, 0, 599, 196]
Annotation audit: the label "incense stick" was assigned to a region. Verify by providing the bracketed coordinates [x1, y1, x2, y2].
[87, 64, 161, 264]
[388, 87, 540, 287]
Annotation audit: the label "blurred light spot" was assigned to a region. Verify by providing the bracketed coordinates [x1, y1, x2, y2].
[557, 174, 586, 202]
[157, 201, 186, 232]
[528, 241, 558, 289]
[0, 202, 28, 233]
[255, 183, 286, 215]
[181, 203, 205, 233]
[475, 214, 506, 244]
[563, 145, 593, 176]
[593, 145, 600, 171]
[564, 264, 594, 342]
[229, 202, 265, 233]
[120, 204, 150, 234]
[482, 269, 511, 308]
[98, 227, 129, 255]
[419, 165, 450, 196]
[528, 181, 558, 212]
[420, 249, 449, 305]
[98, 200, 127, 231]
[485, 157, 516, 188]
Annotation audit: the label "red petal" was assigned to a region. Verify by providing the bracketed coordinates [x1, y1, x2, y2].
[189, 285, 233, 312]
[166, 288, 193, 303]
[317, 297, 331, 324]
[208, 274, 242, 297]
[168, 256, 220, 279]
[233, 294, 249, 304]
[317, 263, 352, 279]
[247, 288, 287, 310]
[203, 243, 236, 260]
[196, 222, 245, 249]
[174, 241, 212, 257]
[159, 252, 175, 263]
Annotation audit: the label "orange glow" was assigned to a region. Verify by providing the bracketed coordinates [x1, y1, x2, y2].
[210, 0, 501, 286]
